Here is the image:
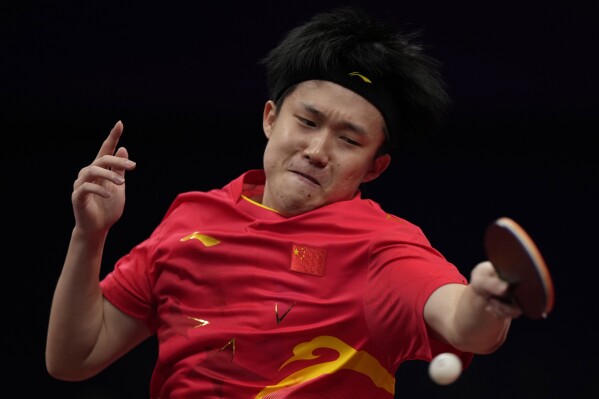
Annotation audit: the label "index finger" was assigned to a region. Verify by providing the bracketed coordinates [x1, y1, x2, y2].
[95, 120, 124, 160]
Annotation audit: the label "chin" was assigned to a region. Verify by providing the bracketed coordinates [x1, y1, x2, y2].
[280, 197, 323, 216]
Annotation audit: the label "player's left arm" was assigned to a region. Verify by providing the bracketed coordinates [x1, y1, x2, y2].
[423, 261, 522, 354]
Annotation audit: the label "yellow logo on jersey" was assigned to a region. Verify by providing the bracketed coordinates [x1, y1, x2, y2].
[181, 231, 221, 247]
[255, 335, 394, 397]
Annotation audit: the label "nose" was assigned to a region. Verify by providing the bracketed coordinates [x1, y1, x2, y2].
[302, 133, 330, 167]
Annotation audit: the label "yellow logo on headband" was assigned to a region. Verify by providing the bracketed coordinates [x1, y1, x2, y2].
[349, 71, 372, 83]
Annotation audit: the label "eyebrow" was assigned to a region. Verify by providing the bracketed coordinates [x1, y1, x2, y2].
[299, 102, 367, 136]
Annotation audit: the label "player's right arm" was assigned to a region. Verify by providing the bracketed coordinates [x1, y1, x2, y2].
[45, 121, 151, 381]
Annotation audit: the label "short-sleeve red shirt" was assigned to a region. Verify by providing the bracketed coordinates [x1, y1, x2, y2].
[101, 170, 471, 398]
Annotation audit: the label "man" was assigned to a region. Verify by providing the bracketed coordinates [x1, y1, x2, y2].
[46, 6, 521, 398]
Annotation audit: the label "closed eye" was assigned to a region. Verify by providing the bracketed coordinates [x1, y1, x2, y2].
[340, 136, 360, 146]
[297, 116, 316, 128]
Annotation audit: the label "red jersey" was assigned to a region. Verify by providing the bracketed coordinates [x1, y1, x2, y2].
[100, 170, 471, 398]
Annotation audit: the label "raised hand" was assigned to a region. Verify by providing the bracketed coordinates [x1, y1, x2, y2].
[71, 121, 136, 236]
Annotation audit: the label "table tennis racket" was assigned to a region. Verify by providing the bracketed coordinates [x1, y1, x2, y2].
[484, 217, 555, 320]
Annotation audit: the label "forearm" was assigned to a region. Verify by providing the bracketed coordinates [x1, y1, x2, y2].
[46, 227, 108, 380]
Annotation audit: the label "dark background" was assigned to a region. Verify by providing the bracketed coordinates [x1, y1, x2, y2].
[3, 0, 598, 397]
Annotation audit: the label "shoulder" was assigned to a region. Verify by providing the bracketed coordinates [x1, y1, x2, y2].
[302, 196, 426, 245]
[162, 172, 249, 218]
[339, 197, 424, 232]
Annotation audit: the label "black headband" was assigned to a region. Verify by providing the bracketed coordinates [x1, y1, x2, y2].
[273, 69, 400, 153]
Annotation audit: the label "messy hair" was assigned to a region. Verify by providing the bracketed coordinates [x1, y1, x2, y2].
[259, 6, 450, 153]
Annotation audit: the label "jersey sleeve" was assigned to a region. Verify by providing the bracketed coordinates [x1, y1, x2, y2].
[364, 222, 473, 369]
[99, 195, 188, 332]
[100, 231, 160, 332]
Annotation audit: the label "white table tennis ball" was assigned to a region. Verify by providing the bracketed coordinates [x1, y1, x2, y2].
[429, 352, 462, 385]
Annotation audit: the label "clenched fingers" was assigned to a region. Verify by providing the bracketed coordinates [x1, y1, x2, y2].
[486, 297, 523, 319]
[470, 261, 509, 297]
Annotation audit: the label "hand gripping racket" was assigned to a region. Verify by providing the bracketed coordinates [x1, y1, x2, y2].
[484, 217, 555, 319]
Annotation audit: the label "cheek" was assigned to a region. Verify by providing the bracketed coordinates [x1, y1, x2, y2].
[262, 142, 274, 168]
[335, 160, 371, 185]
[264, 130, 295, 159]
[262, 139, 284, 172]
[339, 155, 369, 175]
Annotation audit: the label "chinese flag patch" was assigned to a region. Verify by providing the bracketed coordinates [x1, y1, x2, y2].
[290, 244, 327, 276]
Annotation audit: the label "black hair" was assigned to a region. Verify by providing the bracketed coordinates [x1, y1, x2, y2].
[259, 6, 450, 153]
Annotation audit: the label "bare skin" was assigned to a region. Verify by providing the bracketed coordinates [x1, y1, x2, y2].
[46, 121, 151, 380]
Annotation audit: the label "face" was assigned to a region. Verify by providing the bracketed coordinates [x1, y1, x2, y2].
[261, 80, 391, 216]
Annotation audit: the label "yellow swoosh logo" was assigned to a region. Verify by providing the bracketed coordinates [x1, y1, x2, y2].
[255, 335, 394, 398]
[181, 232, 221, 247]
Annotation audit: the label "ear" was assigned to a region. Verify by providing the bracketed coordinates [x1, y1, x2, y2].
[362, 154, 391, 183]
[263, 100, 277, 139]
